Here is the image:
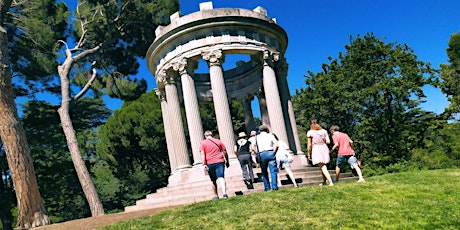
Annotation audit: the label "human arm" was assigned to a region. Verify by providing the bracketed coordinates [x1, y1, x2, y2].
[223, 150, 230, 168]
[234, 144, 238, 157]
[331, 142, 338, 152]
[220, 142, 229, 168]
[325, 131, 331, 145]
[307, 137, 312, 160]
[273, 138, 279, 153]
[201, 150, 208, 170]
[250, 143, 256, 153]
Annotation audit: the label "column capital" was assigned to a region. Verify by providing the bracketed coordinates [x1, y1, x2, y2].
[172, 58, 198, 75]
[172, 58, 188, 75]
[157, 68, 178, 84]
[202, 49, 225, 66]
[275, 58, 288, 77]
[156, 69, 167, 84]
[155, 88, 166, 101]
[263, 50, 280, 68]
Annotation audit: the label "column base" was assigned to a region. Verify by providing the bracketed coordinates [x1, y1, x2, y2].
[167, 159, 243, 186]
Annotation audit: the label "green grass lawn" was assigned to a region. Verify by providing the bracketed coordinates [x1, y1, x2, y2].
[103, 169, 460, 230]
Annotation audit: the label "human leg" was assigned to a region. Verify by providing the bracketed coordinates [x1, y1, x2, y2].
[277, 168, 282, 187]
[244, 154, 255, 183]
[207, 163, 219, 198]
[348, 156, 365, 182]
[335, 156, 347, 181]
[352, 164, 365, 182]
[259, 152, 271, 190]
[240, 155, 254, 189]
[211, 180, 218, 198]
[215, 163, 227, 195]
[238, 156, 249, 181]
[217, 177, 227, 196]
[319, 163, 333, 186]
[251, 153, 258, 166]
[268, 156, 278, 190]
[285, 166, 298, 187]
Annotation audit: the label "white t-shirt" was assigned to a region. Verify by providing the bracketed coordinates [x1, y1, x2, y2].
[255, 132, 277, 152]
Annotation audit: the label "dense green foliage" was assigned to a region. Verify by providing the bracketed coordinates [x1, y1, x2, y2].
[70, 0, 179, 101]
[20, 99, 111, 222]
[199, 99, 247, 137]
[2, 0, 180, 222]
[293, 33, 459, 173]
[439, 30, 460, 118]
[8, 0, 69, 96]
[103, 169, 460, 229]
[0, 1, 68, 228]
[96, 91, 170, 211]
[1, 0, 458, 226]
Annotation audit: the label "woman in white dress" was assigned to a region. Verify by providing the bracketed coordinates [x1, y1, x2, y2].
[307, 119, 334, 186]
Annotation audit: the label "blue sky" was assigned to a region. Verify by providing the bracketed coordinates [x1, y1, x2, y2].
[173, 0, 459, 114]
[27, 0, 460, 115]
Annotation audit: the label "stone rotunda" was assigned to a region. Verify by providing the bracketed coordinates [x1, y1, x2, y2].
[125, 2, 341, 212]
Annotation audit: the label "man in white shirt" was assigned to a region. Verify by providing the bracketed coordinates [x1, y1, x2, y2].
[251, 125, 279, 191]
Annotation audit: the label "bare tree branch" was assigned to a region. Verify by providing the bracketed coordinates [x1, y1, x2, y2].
[72, 44, 100, 62]
[73, 63, 97, 101]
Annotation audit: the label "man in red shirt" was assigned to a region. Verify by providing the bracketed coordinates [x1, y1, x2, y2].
[200, 130, 229, 200]
[329, 125, 365, 183]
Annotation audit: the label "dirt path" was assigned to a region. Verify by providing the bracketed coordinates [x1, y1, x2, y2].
[32, 206, 180, 230]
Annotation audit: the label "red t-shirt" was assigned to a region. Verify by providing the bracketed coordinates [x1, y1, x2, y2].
[199, 138, 226, 165]
[332, 132, 354, 156]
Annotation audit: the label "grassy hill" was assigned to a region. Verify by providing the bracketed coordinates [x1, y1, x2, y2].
[103, 169, 459, 230]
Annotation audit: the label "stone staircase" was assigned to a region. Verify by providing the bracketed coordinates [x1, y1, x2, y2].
[125, 155, 354, 212]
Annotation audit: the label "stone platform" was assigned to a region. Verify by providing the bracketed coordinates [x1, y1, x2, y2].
[125, 155, 354, 212]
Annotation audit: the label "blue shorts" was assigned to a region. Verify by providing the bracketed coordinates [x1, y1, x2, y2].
[336, 155, 358, 168]
[208, 162, 225, 181]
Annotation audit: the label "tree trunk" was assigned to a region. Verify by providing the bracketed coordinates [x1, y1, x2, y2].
[0, 19, 51, 229]
[57, 61, 105, 217]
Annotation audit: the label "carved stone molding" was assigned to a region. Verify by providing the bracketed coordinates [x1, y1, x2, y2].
[156, 69, 167, 84]
[155, 88, 166, 101]
[172, 58, 188, 75]
[165, 71, 177, 85]
[202, 49, 224, 66]
[262, 50, 280, 68]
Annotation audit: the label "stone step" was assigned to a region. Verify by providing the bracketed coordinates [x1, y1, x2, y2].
[125, 166, 356, 213]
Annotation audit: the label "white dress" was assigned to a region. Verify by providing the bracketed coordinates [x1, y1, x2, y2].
[307, 129, 330, 165]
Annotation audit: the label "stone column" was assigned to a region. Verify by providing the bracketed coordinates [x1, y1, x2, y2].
[257, 88, 270, 127]
[262, 50, 288, 144]
[202, 49, 236, 158]
[241, 95, 256, 134]
[172, 58, 204, 165]
[155, 88, 177, 172]
[161, 70, 192, 169]
[276, 59, 303, 154]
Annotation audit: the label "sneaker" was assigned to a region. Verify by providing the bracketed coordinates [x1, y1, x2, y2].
[223, 194, 229, 198]
[212, 196, 219, 200]
[358, 179, 366, 183]
[332, 179, 338, 183]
